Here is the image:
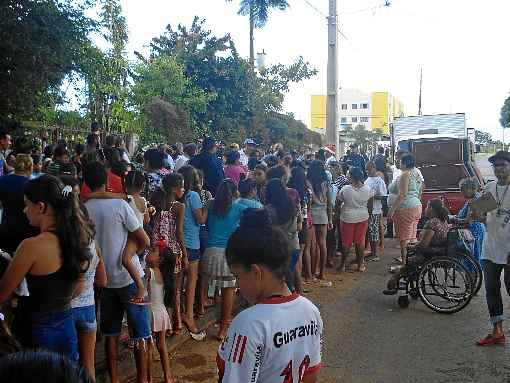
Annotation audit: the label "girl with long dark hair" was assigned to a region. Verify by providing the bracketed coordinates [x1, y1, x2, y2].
[288, 165, 315, 284]
[0, 175, 94, 361]
[178, 165, 208, 337]
[150, 173, 188, 335]
[201, 179, 247, 340]
[265, 179, 303, 292]
[307, 160, 333, 280]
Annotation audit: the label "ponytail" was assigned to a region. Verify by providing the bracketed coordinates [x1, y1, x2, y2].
[24, 175, 94, 283]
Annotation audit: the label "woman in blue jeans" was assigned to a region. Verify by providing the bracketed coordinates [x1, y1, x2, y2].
[0, 175, 95, 361]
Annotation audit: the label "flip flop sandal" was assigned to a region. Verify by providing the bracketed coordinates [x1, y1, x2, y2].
[477, 334, 506, 346]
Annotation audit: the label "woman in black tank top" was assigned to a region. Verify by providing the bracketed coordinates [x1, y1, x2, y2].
[0, 175, 94, 361]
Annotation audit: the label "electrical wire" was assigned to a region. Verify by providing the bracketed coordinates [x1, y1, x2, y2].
[298, 0, 349, 40]
[340, 1, 391, 16]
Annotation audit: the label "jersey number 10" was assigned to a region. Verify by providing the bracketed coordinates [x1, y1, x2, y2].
[280, 355, 311, 383]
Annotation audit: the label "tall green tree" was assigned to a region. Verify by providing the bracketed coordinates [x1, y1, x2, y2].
[475, 129, 493, 145]
[146, 17, 317, 144]
[0, 0, 93, 121]
[500, 95, 510, 129]
[226, 0, 289, 67]
[130, 55, 214, 143]
[80, 0, 131, 133]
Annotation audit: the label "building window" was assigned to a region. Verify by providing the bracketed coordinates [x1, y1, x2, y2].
[361, 103, 369, 109]
[341, 104, 348, 110]
[360, 117, 369, 122]
[352, 117, 358, 123]
[352, 103, 358, 109]
[340, 117, 347, 123]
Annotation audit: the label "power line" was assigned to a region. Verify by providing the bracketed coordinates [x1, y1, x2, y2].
[340, 1, 391, 15]
[301, 0, 327, 18]
[298, 0, 349, 40]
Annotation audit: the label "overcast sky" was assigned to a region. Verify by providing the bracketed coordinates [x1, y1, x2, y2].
[118, 0, 510, 141]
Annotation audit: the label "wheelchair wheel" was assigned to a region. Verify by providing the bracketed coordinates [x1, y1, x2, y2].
[418, 256, 474, 314]
[452, 252, 483, 296]
[398, 295, 410, 308]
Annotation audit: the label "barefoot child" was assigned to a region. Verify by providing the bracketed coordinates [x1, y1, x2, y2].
[218, 209, 323, 382]
[149, 173, 188, 334]
[177, 166, 208, 337]
[146, 248, 174, 383]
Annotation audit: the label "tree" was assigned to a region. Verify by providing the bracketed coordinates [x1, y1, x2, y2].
[500, 95, 510, 129]
[130, 55, 214, 143]
[475, 129, 493, 145]
[80, 0, 131, 133]
[142, 17, 319, 146]
[226, 0, 289, 67]
[0, 0, 93, 121]
[344, 125, 383, 152]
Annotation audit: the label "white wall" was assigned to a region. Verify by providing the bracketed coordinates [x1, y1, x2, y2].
[338, 89, 372, 130]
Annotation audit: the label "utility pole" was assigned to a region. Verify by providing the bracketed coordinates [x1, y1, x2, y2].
[418, 67, 423, 115]
[327, 0, 341, 158]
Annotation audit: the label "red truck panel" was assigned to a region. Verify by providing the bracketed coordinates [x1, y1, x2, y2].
[421, 191, 466, 215]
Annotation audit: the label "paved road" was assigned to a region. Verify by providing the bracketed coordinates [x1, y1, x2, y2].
[317, 247, 510, 383]
[476, 154, 495, 182]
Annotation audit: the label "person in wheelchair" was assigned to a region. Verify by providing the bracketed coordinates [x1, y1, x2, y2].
[383, 198, 450, 295]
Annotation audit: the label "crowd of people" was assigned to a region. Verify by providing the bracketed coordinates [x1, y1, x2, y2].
[0, 122, 509, 382]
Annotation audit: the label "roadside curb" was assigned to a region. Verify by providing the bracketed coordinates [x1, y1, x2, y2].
[95, 298, 244, 383]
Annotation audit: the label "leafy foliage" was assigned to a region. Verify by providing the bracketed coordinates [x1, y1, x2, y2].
[140, 17, 319, 147]
[2, 2, 320, 150]
[343, 125, 383, 150]
[500, 95, 510, 129]
[80, 0, 131, 133]
[475, 129, 493, 145]
[0, 0, 93, 120]
[234, 0, 290, 28]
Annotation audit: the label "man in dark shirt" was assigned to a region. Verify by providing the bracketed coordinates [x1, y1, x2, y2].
[344, 143, 366, 175]
[0, 156, 39, 254]
[189, 137, 225, 196]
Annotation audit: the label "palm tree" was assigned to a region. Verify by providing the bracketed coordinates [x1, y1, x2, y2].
[226, 0, 289, 68]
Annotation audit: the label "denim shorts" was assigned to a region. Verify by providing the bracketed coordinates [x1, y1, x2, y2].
[187, 248, 201, 262]
[29, 309, 79, 362]
[100, 283, 151, 340]
[72, 305, 97, 333]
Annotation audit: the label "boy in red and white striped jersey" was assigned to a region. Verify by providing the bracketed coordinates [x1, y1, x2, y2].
[218, 208, 323, 383]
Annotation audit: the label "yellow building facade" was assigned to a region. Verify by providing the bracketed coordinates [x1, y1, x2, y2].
[310, 95, 327, 131]
[310, 90, 404, 135]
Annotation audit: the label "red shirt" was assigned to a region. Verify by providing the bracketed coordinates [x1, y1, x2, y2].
[80, 170, 124, 199]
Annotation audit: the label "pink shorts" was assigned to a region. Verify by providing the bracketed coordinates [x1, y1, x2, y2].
[340, 220, 369, 247]
[393, 205, 422, 241]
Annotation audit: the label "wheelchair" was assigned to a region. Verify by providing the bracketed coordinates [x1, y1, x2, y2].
[389, 227, 482, 314]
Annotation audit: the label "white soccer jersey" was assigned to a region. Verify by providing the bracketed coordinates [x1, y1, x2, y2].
[217, 293, 323, 383]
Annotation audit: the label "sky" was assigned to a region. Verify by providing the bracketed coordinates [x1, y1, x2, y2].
[116, 0, 510, 141]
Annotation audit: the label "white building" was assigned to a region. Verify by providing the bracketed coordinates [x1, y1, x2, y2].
[338, 89, 372, 130]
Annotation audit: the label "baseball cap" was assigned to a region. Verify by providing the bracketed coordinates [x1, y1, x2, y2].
[488, 151, 510, 164]
[244, 138, 257, 146]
